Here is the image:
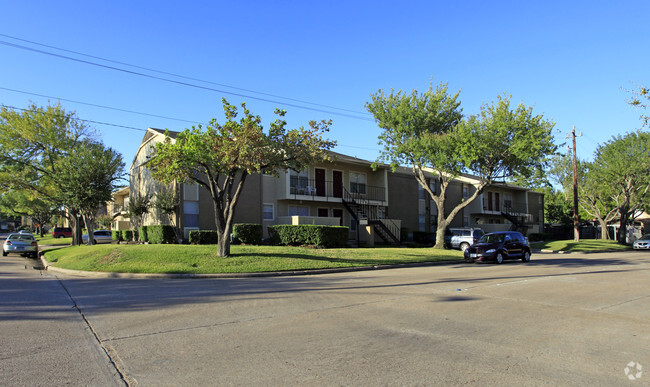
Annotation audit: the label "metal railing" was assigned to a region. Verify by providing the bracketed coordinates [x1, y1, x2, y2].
[290, 176, 386, 202]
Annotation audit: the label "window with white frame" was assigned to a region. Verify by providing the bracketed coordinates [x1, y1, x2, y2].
[263, 203, 274, 221]
[184, 201, 199, 228]
[184, 183, 199, 201]
[288, 205, 309, 217]
[350, 172, 367, 194]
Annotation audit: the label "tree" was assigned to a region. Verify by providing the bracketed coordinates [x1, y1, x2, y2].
[626, 84, 649, 126]
[148, 98, 336, 257]
[57, 142, 125, 245]
[153, 185, 180, 241]
[592, 131, 650, 243]
[0, 189, 62, 237]
[0, 103, 96, 245]
[367, 86, 556, 249]
[127, 192, 152, 238]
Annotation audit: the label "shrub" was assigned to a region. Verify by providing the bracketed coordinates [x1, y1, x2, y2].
[413, 231, 435, 245]
[122, 230, 133, 242]
[232, 223, 262, 245]
[147, 225, 177, 244]
[189, 230, 219, 245]
[268, 225, 348, 248]
[139, 226, 149, 243]
[112, 230, 123, 242]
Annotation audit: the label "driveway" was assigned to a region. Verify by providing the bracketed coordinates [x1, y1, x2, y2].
[2, 251, 649, 385]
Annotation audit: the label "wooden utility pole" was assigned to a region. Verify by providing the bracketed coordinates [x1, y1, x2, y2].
[568, 126, 582, 242]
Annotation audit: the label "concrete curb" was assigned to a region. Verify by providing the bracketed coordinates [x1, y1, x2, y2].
[40, 256, 466, 279]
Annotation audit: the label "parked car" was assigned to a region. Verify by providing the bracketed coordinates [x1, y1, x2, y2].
[3, 233, 38, 258]
[82, 230, 113, 244]
[445, 228, 485, 252]
[52, 227, 73, 238]
[19, 229, 33, 235]
[464, 231, 532, 264]
[633, 234, 650, 249]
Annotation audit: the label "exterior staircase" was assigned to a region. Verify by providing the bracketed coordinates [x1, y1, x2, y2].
[342, 188, 400, 245]
[501, 205, 533, 235]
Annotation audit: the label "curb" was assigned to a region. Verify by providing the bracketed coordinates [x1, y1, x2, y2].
[39, 256, 466, 279]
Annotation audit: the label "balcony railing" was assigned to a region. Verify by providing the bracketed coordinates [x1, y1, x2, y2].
[289, 176, 386, 202]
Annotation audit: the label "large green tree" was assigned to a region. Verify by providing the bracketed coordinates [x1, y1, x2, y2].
[148, 98, 336, 257]
[0, 189, 62, 237]
[592, 130, 650, 243]
[0, 103, 96, 245]
[57, 142, 125, 245]
[367, 85, 556, 249]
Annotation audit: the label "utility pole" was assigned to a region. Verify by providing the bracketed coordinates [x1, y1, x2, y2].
[567, 126, 582, 242]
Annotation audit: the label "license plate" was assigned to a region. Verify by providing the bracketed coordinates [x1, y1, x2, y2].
[470, 254, 477, 258]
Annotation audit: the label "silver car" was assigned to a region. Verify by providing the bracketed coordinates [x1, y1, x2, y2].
[3, 233, 39, 258]
[82, 230, 113, 244]
[445, 227, 485, 252]
[633, 234, 650, 249]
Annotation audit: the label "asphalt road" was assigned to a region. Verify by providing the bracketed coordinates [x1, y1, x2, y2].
[1, 250, 648, 386]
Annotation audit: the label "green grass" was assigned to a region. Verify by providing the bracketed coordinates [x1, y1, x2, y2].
[36, 235, 72, 246]
[43, 244, 464, 274]
[531, 239, 631, 252]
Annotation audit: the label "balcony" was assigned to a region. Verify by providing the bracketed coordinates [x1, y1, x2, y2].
[289, 176, 386, 203]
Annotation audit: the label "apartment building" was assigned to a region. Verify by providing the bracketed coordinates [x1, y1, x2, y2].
[126, 128, 544, 244]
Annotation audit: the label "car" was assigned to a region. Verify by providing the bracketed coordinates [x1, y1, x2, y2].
[464, 231, 532, 264]
[445, 227, 485, 252]
[3, 233, 39, 258]
[82, 230, 113, 244]
[19, 229, 33, 235]
[633, 234, 650, 249]
[52, 227, 73, 238]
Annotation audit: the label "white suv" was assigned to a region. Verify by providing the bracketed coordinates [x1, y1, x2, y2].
[445, 228, 485, 252]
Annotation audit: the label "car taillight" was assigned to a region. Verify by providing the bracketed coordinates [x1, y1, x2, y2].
[5, 241, 11, 245]
[31, 241, 38, 246]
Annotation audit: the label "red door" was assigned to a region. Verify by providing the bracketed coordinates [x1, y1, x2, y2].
[333, 170, 343, 198]
[315, 168, 326, 196]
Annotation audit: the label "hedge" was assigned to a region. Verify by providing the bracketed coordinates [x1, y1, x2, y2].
[112, 230, 123, 242]
[267, 225, 348, 248]
[122, 230, 133, 242]
[189, 230, 219, 245]
[139, 226, 149, 243]
[147, 225, 177, 244]
[232, 223, 262, 245]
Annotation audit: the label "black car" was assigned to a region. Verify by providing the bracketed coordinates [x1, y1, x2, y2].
[464, 231, 531, 264]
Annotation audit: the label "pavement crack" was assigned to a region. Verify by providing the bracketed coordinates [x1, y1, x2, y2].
[56, 278, 131, 386]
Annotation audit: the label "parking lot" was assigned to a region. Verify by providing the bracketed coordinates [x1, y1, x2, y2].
[1, 250, 649, 385]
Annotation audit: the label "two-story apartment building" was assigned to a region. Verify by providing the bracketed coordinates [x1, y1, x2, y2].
[128, 128, 543, 244]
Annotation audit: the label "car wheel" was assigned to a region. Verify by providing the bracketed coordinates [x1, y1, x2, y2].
[2, 250, 7, 256]
[495, 252, 504, 264]
[522, 251, 531, 262]
[460, 242, 470, 252]
[58, 235, 64, 238]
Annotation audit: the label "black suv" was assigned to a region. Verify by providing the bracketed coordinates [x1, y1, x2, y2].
[464, 231, 531, 264]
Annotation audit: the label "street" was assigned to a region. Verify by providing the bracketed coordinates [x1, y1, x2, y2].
[1, 250, 648, 385]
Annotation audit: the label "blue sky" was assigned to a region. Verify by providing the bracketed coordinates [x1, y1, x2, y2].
[1, 1, 648, 173]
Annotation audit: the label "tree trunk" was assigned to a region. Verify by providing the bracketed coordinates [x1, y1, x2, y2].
[217, 233, 230, 257]
[597, 219, 609, 240]
[434, 202, 449, 249]
[617, 212, 629, 244]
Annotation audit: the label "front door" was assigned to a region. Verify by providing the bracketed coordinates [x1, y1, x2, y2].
[315, 168, 326, 196]
[333, 170, 343, 198]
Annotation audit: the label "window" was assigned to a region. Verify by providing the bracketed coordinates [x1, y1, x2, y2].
[288, 205, 309, 217]
[184, 200, 199, 228]
[463, 185, 469, 199]
[263, 204, 274, 221]
[418, 185, 425, 200]
[419, 215, 425, 231]
[184, 184, 198, 201]
[504, 193, 513, 210]
[350, 172, 367, 194]
[463, 216, 470, 227]
[290, 170, 309, 193]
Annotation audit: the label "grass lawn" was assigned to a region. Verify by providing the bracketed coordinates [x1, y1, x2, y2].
[43, 244, 464, 274]
[36, 235, 72, 246]
[531, 239, 631, 252]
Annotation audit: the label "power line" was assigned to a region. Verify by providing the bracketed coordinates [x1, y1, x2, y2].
[0, 86, 205, 126]
[0, 104, 382, 152]
[0, 37, 374, 121]
[0, 33, 370, 116]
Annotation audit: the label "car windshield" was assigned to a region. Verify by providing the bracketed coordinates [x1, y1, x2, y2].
[479, 234, 505, 243]
[9, 234, 34, 241]
[639, 234, 650, 241]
